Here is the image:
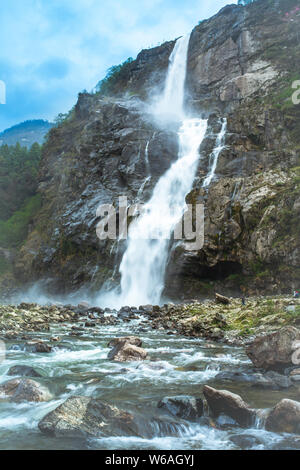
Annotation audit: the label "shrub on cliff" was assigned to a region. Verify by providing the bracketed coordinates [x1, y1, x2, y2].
[96, 57, 134, 96]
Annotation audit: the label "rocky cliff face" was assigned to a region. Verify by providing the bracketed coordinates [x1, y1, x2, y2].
[14, 0, 300, 300]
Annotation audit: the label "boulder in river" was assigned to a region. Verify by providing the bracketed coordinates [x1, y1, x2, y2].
[108, 341, 148, 362]
[0, 378, 51, 402]
[7, 365, 42, 378]
[38, 396, 184, 439]
[246, 326, 300, 371]
[39, 396, 139, 438]
[203, 385, 255, 427]
[108, 336, 142, 348]
[158, 396, 203, 421]
[265, 399, 300, 434]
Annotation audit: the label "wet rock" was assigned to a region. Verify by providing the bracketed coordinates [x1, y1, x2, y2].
[139, 305, 153, 314]
[108, 336, 143, 348]
[264, 371, 292, 389]
[34, 342, 52, 353]
[7, 365, 42, 378]
[265, 399, 300, 434]
[38, 396, 182, 439]
[0, 378, 51, 402]
[215, 293, 230, 305]
[289, 368, 300, 383]
[158, 396, 203, 421]
[229, 434, 262, 450]
[38, 396, 140, 438]
[108, 342, 148, 362]
[246, 327, 300, 371]
[203, 385, 255, 427]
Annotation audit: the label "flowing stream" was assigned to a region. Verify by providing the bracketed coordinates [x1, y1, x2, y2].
[0, 314, 298, 450]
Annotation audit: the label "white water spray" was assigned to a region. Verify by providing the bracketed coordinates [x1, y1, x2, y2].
[153, 34, 191, 121]
[100, 34, 208, 308]
[202, 118, 227, 188]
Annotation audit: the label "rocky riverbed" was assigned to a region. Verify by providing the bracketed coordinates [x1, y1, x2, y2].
[0, 296, 299, 450]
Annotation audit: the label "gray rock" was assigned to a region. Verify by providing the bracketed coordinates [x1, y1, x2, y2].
[38, 396, 187, 439]
[203, 385, 255, 427]
[229, 434, 262, 450]
[0, 378, 51, 403]
[158, 396, 203, 421]
[108, 341, 148, 362]
[7, 365, 42, 378]
[265, 399, 300, 434]
[246, 327, 300, 371]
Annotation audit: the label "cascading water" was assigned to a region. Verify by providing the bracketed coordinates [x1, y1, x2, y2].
[118, 118, 207, 307]
[202, 118, 227, 188]
[153, 34, 191, 121]
[101, 34, 208, 308]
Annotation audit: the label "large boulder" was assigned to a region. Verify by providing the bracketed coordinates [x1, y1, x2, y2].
[39, 396, 185, 439]
[203, 385, 255, 427]
[158, 396, 204, 421]
[0, 378, 51, 402]
[246, 327, 300, 371]
[265, 399, 300, 434]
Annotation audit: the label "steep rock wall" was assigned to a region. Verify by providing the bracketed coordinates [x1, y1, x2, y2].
[14, 0, 300, 299]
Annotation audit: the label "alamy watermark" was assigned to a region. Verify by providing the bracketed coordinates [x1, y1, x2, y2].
[0, 340, 5, 364]
[0, 80, 6, 105]
[292, 80, 300, 105]
[96, 197, 204, 251]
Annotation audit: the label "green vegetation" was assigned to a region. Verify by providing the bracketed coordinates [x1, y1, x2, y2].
[0, 194, 41, 248]
[180, 297, 300, 339]
[0, 143, 42, 267]
[96, 58, 134, 96]
[0, 143, 41, 220]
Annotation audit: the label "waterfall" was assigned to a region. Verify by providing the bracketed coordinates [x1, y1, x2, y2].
[100, 34, 208, 308]
[153, 34, 191, 121]
[118, 118, 207, 307]
[202, 118, 227, 188]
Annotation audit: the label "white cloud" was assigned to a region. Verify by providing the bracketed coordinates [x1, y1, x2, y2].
[0, 0, 237, 129]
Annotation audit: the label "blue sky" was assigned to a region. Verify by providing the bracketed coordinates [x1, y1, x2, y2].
[0, 0, 237, 132]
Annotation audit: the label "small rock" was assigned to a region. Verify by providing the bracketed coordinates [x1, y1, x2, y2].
[229, 434, 262, 450]
[215, 293, 230, 305]
[158, 396, 203, 421]
[34, 343, 52, 353]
